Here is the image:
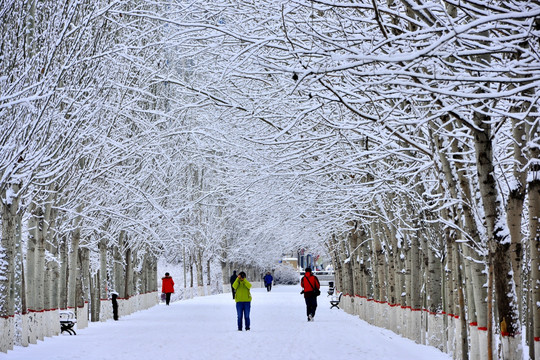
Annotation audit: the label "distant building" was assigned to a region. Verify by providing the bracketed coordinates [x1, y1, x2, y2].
[281, 249, 329, 271]
[297, 249, 326, 271]
[280, 257, 298, 269]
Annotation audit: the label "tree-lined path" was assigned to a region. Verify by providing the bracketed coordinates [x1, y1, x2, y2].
[5, 286, 450, 360]
[2, 1, 540, 359]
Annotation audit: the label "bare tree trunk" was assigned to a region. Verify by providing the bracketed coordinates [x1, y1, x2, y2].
[143, 253, 149, 295]
[189, 254, 194, 289]
[196, 248, 204, 295]
[410, 223, 422, 344]
[134, 248, 142, 296]
[80, 246, 90, 302]
[383, 218, 398, 307]
[41, 193, 55, 338]
[0, 184, 20, 352]
[371, 223, 385, 303]
[347, 229, 358, 297]
[98, 238, 107, 319]
[114, 231, 125, 298]
[26, 203, 38, 344]
[33, 205, 45, 340]
[428, 243, 443, 312]
[487, 261, 494, 360]
[90, 272, 100, 322]
[341, 234, 353, 296]
[75, 249, 85, 325]
[444, 220, 456, 355]
[507, 117, 527, 318]
[473, 112, 521, 359]
[48, 206, 60, 314]
[360, 231, 373, 300]
[183, 246, 187, 289]
[528, 121, 540, 359]
[133, 248, 140, 296]
[13, 207, 26, 347]
[462, 245, 479, 358]
[348, 223, 361, 298]
[67, 206, 83, 310]
[124, 247, 133, 299]
[330, 235, 344, 293]
[206, 259, 211, 287]
[151, 255, 158, 292]
[427, 236, 443, 349]
[58, 236, 68, 310]
[527, 265, 535, 360]
[454, 243, 469, 360]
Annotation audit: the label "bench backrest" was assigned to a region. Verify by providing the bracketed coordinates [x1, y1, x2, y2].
[59, 310, 76, 321]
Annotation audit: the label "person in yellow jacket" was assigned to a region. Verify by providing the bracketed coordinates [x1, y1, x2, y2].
[232, 271, 252, 331]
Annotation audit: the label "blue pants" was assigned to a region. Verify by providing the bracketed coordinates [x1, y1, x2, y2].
[236, 302, 251, 330]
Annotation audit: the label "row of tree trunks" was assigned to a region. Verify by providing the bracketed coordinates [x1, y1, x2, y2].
[218, 257, 277, 296]
[330, 137, 539, 360]
[331, 205, 495, 360]
[0, 194, 160, 352]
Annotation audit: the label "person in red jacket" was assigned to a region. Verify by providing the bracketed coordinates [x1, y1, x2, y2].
[161, 272, 175, 305]
[301, 267, 320, 321]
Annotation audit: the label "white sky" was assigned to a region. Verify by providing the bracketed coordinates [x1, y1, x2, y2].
[5, 285, 451, 360]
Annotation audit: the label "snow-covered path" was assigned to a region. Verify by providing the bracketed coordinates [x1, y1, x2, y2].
[6, 285, 450, 360]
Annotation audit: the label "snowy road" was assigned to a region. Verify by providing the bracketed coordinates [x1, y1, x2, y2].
[5, 285, 450, 360]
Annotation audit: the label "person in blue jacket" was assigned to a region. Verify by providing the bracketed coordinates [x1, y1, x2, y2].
[263, 272, 273, 292]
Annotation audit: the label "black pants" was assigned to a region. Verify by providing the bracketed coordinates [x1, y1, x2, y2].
[165, 292, 171, 305]
[112, 294, 119, 320]
[266, 283, 272, 292]
[304, 295, 317, 318]
[231, 286, 236, 299]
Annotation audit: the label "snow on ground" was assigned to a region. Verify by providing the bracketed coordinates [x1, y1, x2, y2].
[5, 285, 451, 360]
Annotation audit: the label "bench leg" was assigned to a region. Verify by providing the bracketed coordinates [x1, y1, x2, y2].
[61, 323, 77, 335]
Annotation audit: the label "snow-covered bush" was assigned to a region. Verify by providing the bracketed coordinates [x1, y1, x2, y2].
[273, 264, 300, 285]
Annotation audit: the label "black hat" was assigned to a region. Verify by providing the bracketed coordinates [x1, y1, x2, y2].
[305, 267, 312, 272]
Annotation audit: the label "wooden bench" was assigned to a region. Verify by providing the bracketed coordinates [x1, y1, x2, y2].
[59, 310, 77, 335]
[330, 292, 342, 309]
